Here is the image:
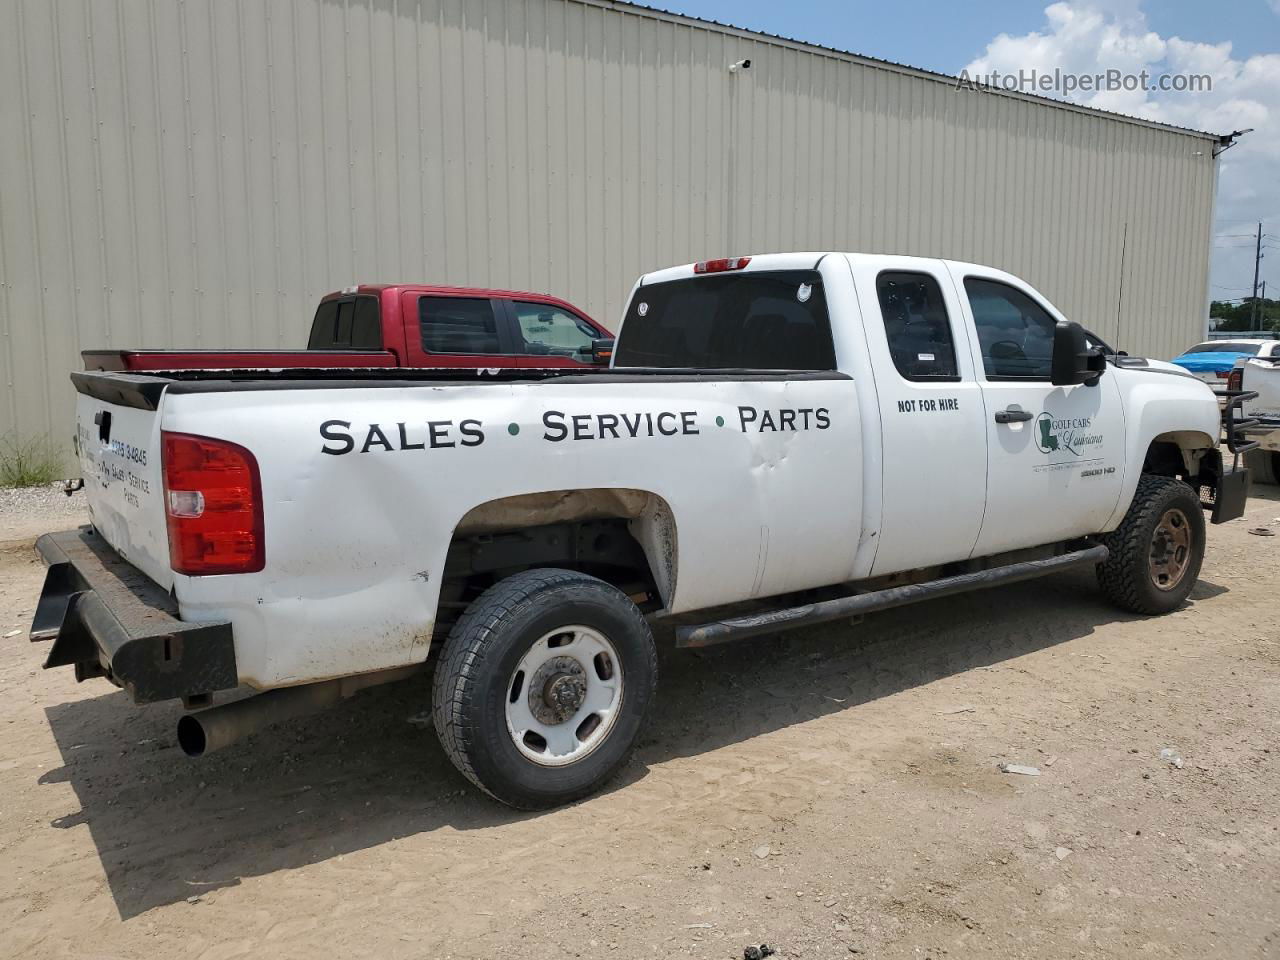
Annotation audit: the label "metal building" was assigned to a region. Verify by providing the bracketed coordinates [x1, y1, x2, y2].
[0, 0, 1220, 449]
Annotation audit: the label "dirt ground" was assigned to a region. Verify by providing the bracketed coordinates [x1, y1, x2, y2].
[1, 489, 1277, 960]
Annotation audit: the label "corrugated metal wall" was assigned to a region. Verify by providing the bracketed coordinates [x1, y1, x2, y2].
[0, 0, 1218, 449]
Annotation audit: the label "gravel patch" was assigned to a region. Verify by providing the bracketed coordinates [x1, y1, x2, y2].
[0, 483, 89, 542]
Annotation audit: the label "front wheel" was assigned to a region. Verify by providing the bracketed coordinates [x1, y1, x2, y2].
[1096, 474, 1205, 615]
[431, 568, 657, 809]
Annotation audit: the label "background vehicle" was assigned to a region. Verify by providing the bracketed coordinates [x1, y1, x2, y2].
[82, 285, 611, 372]
[1170, 338, 1276, 385]
[31, 253, 1247, 809]
[1228, 341, 1280, 483]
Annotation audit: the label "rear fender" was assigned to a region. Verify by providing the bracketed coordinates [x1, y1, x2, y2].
[449, 489, 679, 609]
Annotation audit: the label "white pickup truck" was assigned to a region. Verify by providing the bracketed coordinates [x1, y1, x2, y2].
[1229, 341, 1280, 483]
[30, 252, 1249, 808]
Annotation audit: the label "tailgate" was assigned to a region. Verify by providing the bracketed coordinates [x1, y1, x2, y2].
[73, 373, 174, 590]
[1242, 360, 1280, 421]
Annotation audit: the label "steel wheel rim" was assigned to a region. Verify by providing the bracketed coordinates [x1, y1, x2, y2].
[1149, 507, 1193, 591]
[505, 625, 624, 767]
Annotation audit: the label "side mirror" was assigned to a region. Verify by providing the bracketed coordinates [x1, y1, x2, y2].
[1051, 320, 1106, 386]
[590, 338, 615, 366]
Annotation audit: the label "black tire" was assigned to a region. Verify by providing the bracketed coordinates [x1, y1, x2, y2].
[1245, 448, 1279, 485]
[431, 568, 657, 809]
[1096, 474, 1205, 615]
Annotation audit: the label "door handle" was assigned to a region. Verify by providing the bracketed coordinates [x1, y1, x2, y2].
[994, 408, 1034, 424]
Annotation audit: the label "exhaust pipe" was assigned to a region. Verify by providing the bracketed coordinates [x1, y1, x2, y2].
[177, 666, 420, 757]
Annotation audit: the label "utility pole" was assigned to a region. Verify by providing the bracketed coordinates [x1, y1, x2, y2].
[1251, 222, 1263, 328]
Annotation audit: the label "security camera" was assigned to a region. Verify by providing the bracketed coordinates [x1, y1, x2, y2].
[729, 58, 751, 72]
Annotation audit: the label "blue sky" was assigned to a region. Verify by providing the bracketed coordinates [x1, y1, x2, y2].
[652, 1, 1278, 73]
[652, 0, 1280, 313]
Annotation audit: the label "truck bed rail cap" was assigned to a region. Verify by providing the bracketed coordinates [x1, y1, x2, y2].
[70, 371, 171, 410]
[156, 368, 852, 394]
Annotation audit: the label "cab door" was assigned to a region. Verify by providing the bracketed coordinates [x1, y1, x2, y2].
[398, 292, 523, 368]
[950, 268, 1126, 556]
[849, 258, 989, 577]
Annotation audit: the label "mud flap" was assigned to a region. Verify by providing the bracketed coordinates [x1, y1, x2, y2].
[1208, 466, 1250, 525]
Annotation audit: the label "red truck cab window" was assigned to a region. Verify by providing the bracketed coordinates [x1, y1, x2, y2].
[511, 302, 600, 360]
[309, 296, 383, 350]
[411, 293, 607, 367]
[419, 297, 505, 354]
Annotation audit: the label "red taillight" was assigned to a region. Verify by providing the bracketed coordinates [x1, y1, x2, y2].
[1215, 370, 1230, 380]
[162, 431, 264, 575]
[693, 256, 751, 274]
[1227, 368, 1243, 391]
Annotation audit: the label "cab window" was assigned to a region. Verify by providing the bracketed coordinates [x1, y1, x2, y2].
[513, 302, 598, 358]
[964, 277, 1056, 380]
[308, 296, 383, 350]
[876, 272, 959, 381]
[419, 297, 504, 355]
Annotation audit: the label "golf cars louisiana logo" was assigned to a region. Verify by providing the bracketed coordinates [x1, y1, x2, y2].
[1035, 413, 1104, 457]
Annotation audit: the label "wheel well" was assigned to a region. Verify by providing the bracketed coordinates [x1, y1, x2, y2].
[1143, 432, 1215, 478]
[436, 489, 678, 634]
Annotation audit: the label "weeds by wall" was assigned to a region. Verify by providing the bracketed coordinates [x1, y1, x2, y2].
[0, 434, 64, 488]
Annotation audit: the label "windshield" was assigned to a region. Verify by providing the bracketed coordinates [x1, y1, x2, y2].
[1185, 341, 1262, 355]
[1083, 329, 1116, 355]
[614, 270, 836, 370]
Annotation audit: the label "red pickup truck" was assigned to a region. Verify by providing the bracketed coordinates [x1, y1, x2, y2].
[83, 284, 613, 372]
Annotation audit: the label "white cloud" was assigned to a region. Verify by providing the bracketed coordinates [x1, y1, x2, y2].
[964, 2, 1279, 310]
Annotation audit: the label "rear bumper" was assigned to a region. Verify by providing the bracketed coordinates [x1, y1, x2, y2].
[29, 527, 237, 704]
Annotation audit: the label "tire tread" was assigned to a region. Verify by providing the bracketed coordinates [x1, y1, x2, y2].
[1096, 474, 1203, 615]
[431, 569, 656, 807]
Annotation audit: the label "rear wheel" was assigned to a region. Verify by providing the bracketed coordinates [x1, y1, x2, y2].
[1096, 474, 1205, 615]
[1245, 447, 1279, 485]
[431, 568, 657, 809]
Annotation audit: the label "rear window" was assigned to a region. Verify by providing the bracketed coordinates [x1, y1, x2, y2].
[1186, 341, 1262, 354]
[308, 296, 382, 350]
[613, 270, 836, 370]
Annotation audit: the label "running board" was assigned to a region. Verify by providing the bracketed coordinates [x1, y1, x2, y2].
[674, 545, 1110, 648]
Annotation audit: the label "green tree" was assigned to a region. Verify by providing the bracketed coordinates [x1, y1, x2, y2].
[1209, 298, 1280, 332]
